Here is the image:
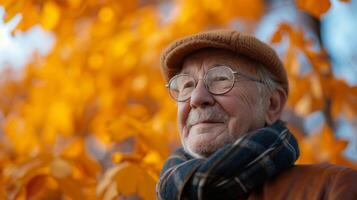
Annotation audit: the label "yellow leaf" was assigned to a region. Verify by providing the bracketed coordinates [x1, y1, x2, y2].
[114, 162, 156, 200]
[88, 53, 104, 70]
[310, 75, 322, 98]
[108, 117, 136, 143]
[143, 151, 162, 166]
[132, 75, 148, 93]
[96, 166, 121, 198]
[66, 0, 83, 8]
[295, 94, 311, 116]
[41, 1, 61, 30]
[103, 182, 118, 200]
[47, 100, 73, 136]
[50, 158, 72, 179]
[112, 153, 124, 163]
[98, 6, 115, 23]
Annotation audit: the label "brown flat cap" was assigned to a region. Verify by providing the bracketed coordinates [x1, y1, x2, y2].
[160, 29, 289, 94]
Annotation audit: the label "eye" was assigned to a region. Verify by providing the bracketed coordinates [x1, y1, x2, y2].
[182, 81, 194, 89]
[177, 78, 195, 92]
[213, 76, 229, 81]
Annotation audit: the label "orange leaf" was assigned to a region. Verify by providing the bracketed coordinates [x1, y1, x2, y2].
[298, 125, 350, 165]
[57, 178, 86, 199]
[115, 162, 156, 200]
[270, 23, 292, 43]
[295, 0, 331, 18]
[26, 174, 51, 199]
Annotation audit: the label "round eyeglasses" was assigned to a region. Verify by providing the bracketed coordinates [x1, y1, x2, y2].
[166, 65, 265, 102]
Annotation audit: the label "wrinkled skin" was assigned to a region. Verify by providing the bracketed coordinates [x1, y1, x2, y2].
[177, 48, 285, 158]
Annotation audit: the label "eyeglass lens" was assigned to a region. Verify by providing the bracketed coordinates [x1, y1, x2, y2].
[168, 66, 235, 101]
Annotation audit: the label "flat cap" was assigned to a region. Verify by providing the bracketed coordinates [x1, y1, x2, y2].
[160, 29, 289, 94]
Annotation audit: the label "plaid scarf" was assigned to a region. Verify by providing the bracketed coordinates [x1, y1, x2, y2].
[156, 120, 299, 200]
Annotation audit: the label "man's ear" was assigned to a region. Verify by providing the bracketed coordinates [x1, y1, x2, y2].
[265, 88, 287, 125]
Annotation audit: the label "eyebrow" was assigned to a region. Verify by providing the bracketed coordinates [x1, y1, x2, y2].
[180, 63, 237, 75]
[212, 64, 237, 71]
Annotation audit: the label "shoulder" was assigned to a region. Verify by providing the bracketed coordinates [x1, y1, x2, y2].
[285, 162, 357, 178]
[249, 163, 357, 200]
[280, 163, 357, 193]
[286, 163, 357, 187]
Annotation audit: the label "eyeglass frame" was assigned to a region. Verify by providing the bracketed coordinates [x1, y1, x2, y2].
[165, 65, 265, 102]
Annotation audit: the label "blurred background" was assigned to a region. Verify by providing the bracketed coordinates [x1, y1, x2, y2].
[0, 0, 356, 199]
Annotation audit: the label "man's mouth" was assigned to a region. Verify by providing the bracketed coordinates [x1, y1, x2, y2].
[184, 120, 226, 137]
[190, 120, 225, 127]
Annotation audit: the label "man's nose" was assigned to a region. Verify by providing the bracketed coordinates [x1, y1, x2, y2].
[190, 80, 215, 108]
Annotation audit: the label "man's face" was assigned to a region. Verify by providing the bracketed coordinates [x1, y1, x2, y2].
[177, 48, 267, 158]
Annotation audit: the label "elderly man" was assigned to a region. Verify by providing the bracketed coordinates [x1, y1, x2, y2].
[156, 30, 357, 200]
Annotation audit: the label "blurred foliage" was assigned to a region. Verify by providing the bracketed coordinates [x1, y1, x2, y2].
[0, 0, 356, 199]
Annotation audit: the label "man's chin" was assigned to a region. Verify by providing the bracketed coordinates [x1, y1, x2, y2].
[182, 129, 233, 158]
[184, 142, 222, 158]
[185, 146, 214, 158]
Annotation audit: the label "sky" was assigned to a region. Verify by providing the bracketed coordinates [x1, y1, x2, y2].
[0, 7, 55, 70]
[321, 0, 357, 85]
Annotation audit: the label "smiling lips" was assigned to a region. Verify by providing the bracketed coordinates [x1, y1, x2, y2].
[185, 120, 226, 137]
[190, 120, 225, 127]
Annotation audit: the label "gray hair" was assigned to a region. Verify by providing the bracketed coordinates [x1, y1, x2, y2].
[254, 64, 282, 105]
